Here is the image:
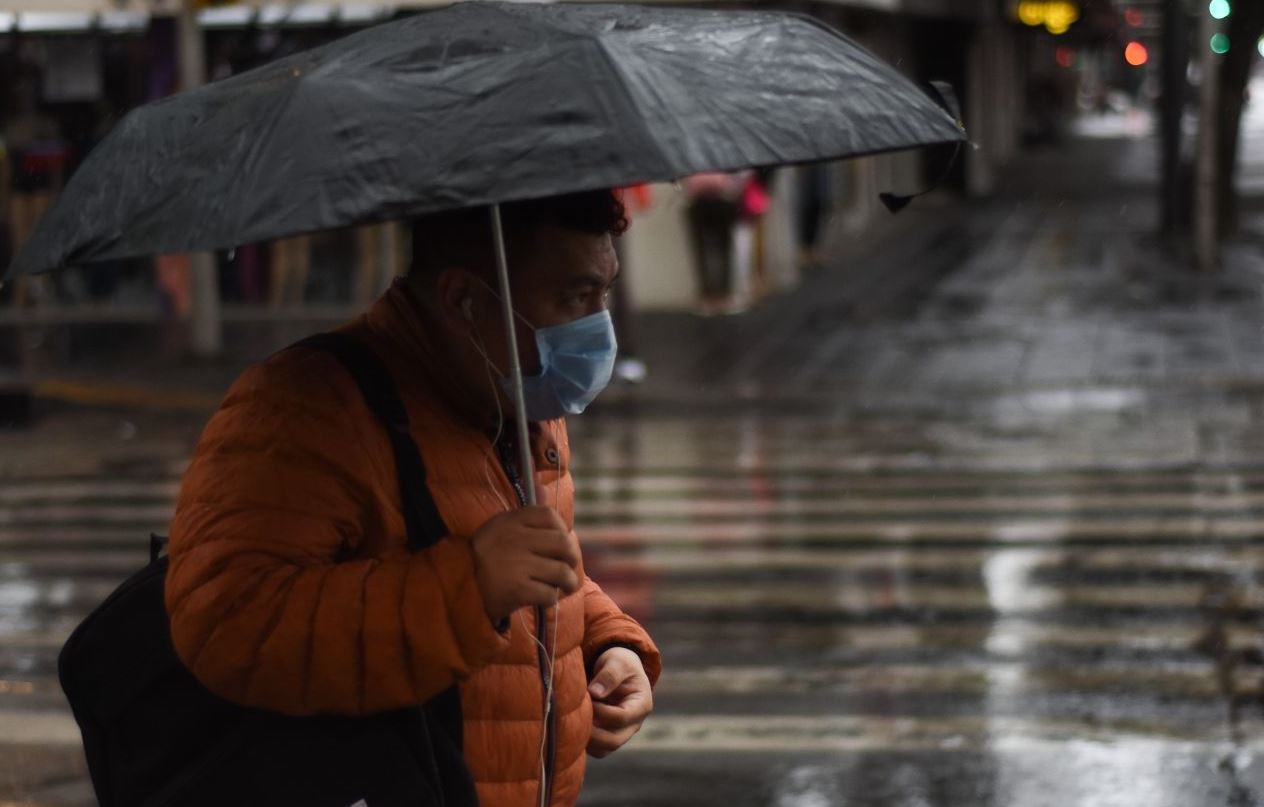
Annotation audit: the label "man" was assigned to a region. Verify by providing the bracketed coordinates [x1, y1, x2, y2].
[165, 189, 660, 807]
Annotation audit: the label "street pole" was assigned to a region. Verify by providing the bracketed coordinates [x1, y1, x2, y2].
[177, 0, 223, 356]
[1194, 8, 1222, 272]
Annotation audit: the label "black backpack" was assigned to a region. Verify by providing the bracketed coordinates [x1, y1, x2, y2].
[58, 333, 479, 807]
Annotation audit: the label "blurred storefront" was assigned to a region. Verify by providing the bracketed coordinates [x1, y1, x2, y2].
[0, 1, 413, 317]
[0, 0, 1051, 320]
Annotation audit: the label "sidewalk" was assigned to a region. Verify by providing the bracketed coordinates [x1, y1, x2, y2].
[598, 134, 1264, 415]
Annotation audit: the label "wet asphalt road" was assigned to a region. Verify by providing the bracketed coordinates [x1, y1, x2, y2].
[3, 125, 1264, 805]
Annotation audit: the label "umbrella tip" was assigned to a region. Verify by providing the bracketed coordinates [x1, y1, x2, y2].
[879, 193, 914, 215]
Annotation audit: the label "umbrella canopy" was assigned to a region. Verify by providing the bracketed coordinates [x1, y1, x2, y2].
[5, 0, 964, 280]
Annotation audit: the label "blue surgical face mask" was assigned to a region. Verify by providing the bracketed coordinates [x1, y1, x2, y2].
[470, 280, 618, 421]
[504, 309, 618, 421]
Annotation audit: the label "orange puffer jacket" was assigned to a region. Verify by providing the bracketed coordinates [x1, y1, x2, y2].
[165, 282, 661, 807]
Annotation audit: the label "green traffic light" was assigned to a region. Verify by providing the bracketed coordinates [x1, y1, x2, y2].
[1211, 32, 1231, 53]
[1209, 0, 1231, 19]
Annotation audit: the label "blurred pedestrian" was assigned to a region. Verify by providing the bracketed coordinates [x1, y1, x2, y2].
[797, 164, 832, 271]
[165, 189, 661, 807]
[683, 171, 751, 315]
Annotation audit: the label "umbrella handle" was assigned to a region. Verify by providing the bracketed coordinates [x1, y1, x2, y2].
[490, 204, 538, 506]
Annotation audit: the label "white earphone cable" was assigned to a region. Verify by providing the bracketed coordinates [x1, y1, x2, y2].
[470, 324, 558, 807]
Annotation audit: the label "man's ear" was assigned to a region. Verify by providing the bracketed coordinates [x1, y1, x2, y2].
[434, 267, 478, 331]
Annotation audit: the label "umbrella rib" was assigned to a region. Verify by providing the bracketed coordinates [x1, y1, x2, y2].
[592, 36, 682, 183]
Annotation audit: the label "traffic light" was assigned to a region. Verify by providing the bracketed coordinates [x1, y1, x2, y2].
[1015, 1, 1080, 35]
[1125, 41, 1149, 67]
[1207, 0, 1231, 54]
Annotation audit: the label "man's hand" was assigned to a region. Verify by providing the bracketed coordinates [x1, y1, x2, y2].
[471, 506, 581, 624]
[587, 647, 653, 758]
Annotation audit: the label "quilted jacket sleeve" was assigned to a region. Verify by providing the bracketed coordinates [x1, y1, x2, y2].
[580, 576, 662, 687]
[165, 349, 510, 716]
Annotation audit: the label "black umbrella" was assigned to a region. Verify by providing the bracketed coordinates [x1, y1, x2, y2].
[4, 1, 966, 502]
[5, 2, 963, 279]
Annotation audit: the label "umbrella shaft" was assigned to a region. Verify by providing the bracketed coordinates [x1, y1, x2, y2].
[491, 205, 537, 506]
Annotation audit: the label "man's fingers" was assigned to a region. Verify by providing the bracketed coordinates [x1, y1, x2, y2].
[526, 556, 581, 595]
[596, 689, 652, 718]
[586, 728, 618, 759]
[511, 505, 568, 530]
[517, 579, 565, 609]
[527, 528, 581, 569]
[589, 654, 637, 699]
[587, 724, 639, 759]
[592, 701, 637, 730]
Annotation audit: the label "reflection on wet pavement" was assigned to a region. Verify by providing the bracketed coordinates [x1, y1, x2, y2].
[567, 415, 1264, 806]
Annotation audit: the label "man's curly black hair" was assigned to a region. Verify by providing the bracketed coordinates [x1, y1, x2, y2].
[408, 189, 627, 282]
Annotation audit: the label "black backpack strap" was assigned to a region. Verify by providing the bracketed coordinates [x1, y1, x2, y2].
[293, 332, 448, 552]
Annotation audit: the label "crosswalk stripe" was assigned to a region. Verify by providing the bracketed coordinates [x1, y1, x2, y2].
[1, 620, 1257, 668]
[3, 522, 1264, 549]
[0, 711, 81, 747]
[0, 482, 181, 504]
[14, 505, 1264, 528]
[9, 493, 1264, 523]
[577, 493, 1264, 516]
[603, 582, 1216, 611]
[0, 506, 174, 524]
[585, 545, 1264, 573]
[644, 621, 1263, 654]
[14, 467, 1264, 500]
[654, 662, 1231, 699]
[575, 519, 1264, 543]
[18, 490, 1264, 514]
[0, 529, 162, 549]
[1, 544, 1261, 575]
[573, 469, 1264, 493]
[2, 711, 1258, 755]
[620, 715, 1253, 752]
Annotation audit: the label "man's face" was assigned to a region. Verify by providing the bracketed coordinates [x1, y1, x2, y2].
[470, 225, 618, 377]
